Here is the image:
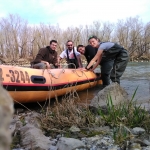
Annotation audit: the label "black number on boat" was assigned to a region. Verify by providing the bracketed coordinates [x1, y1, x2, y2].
[9, 70, 15, 82]
[15, 70, 20, 83]
[0, 68, 4, 81]
[8, 70, 30, 83]
[20, 71, 25, 83]
[25, 71, 30, 83]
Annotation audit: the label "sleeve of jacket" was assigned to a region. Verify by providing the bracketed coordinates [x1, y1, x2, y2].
[33, 48, 46, 63]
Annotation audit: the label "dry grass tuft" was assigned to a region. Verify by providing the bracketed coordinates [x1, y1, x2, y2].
[41, 90, 103, 134]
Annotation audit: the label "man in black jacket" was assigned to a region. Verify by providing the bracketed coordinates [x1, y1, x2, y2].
[31, 40, 59, 69]
[77, 45, 98, 67]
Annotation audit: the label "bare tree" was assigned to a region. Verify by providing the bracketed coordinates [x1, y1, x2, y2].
[0, 14, 149, 63]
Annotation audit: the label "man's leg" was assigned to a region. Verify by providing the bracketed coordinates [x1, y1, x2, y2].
[33, 62, 46, 69]
[100, 58, 114, 86]
[110, 49, 129, 84]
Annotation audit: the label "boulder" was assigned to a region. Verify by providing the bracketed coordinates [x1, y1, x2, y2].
[90, 82, 129, 109]
[20, 124, 52, 150]
[0, 85, 14, 150]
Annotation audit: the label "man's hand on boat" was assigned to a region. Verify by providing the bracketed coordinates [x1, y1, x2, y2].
[77, 67, 85, 71]
[78, 67, 93, 71]
[41, 61, 51, 69]
[46, 62, 51, 69]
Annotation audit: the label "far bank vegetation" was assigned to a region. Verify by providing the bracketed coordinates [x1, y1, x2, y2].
[0, 14, 150, 65]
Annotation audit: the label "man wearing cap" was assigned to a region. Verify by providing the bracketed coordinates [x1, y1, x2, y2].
[85, 36, 129, 87]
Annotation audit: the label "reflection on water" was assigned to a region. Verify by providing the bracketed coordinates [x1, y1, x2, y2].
[77, 85, 103, 105]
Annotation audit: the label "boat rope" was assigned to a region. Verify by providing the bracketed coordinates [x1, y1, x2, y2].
[42, 63, 81, 79]
[40, 62, 99, 90]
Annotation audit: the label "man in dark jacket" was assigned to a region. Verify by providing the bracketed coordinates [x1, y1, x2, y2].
[31, 40, 59, 69]
[77, 44, 98, 69]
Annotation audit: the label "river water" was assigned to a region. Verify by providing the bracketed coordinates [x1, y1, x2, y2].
[77, 62, 150, 105]
[121, 62, 150, 101]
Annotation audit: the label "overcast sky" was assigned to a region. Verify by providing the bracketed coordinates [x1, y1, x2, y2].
[0, 0, 149, 28]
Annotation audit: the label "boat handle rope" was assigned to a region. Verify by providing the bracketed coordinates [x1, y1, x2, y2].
[43, 63, 97, 88]
[45, 63, 83, 79]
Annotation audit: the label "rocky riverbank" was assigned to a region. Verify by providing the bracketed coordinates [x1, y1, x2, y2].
[10, 111, 150, 150]
[1, 83, 150, 150]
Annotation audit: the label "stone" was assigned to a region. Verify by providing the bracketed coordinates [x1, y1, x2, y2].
[24, 112, 42, 129]
[90, 82, 129, 109]
[20, 124, 52, 150]
[56, 137, 85, 150]
[132, 127, 145, 135]
[0, 85, 14, 150]
[69, 125, 80, 132]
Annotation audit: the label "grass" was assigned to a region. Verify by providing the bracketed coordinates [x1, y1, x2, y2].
[40, 87, 150, 144]
[41, 91, 99, 130]
[97, 87, 150, 129]
[97, 87, 150, 145]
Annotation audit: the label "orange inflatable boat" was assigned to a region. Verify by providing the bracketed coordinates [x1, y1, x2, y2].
[0, 65, 102, 103]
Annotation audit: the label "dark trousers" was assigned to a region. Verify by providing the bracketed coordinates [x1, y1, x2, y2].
[110, 49, 129, 84]
[100, 45, 129, 86]
[31, 62, 46, 69]
[100, 58, 114, 86]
